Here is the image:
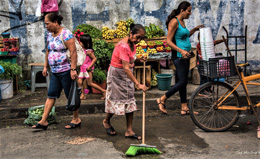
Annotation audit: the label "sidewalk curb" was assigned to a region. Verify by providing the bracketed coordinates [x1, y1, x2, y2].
[1, 95, 259, 120]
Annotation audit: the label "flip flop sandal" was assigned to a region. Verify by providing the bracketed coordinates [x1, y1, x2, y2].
[32, 123, 48, 130]
[104, 126, 116, 136]
[125, 134, 142, 140]
[65, 122, 81, 129]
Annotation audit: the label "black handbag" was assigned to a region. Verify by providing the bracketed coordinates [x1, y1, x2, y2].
[66, 80, 81, 111]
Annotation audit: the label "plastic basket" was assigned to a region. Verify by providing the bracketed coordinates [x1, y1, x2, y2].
[199, 56, 236, 78]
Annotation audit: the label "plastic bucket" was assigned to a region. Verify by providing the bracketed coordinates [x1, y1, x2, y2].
[0, 80, 13, 99]
[156, 74, 173, 91]
[160, 69, 175, 85]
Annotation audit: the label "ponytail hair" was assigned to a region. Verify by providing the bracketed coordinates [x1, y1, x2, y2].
[129, 23, 146, 35]
[165, 1, 191, 29]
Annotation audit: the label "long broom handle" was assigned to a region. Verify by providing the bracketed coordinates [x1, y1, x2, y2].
[142, 61, 146, 145]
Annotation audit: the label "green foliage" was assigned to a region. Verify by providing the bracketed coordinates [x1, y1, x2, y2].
[0, 61, 22, 80]
[93, 39, 114, 70]
[92, 68, 107, 84]
[145, 24, 165, 39]
[74, 24, 102, 39]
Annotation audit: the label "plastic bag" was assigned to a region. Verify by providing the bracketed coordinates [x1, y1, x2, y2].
[41, 0, 59, 13]
[24, 105, 57, 125]
[66, 80, 81, 111]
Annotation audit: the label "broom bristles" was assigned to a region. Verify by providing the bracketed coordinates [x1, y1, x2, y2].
[125, 144, 162, 156]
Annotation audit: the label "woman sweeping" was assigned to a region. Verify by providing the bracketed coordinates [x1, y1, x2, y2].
[103, 24, 147, 140]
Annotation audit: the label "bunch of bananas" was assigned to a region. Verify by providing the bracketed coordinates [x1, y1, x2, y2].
[147, 48, 157, 54]
[102, 27, 115, 39]
[126, 18, 135, 32]
[151, 69, 158, 86]
[115, 25, 127, 38]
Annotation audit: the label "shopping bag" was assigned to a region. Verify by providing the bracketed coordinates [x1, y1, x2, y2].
[60, 29, 86, 67]
[66, 80, 81, 111]
[41, 0, 59, 13]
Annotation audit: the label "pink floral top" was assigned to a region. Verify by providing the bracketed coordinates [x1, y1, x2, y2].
[80, 49, 95, 73]
[110, 41, 136, 68]
[47, 28, 74, 73]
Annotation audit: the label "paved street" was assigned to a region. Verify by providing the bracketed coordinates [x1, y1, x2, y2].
[1, 110, 259, 159]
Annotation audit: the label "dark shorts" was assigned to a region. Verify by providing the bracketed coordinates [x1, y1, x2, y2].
[47, 70, 72, 99]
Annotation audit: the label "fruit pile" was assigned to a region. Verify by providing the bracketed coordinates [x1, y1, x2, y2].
[102, 18, 135, 40]
[145, 24, 165, 39]
[136, 46, 145, 54]
[156, 46, 164, 52]
[1, 48, 8, 52]
[165, 46, 172, 52]
[146, 48, 157, 54]
[10, 47, 19, 52]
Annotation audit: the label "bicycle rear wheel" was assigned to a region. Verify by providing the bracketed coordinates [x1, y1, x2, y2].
[189, 81, 241, 132]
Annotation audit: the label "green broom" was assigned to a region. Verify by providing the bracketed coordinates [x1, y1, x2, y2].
[125, 61, 162, 156]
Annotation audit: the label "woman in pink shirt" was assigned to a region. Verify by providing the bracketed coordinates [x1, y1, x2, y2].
[103, 24, 147, 140]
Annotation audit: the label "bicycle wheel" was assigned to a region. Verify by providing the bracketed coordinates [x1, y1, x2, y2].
[189, 81, 241, 132]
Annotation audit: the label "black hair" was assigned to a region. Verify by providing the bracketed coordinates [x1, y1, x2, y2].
[197, 32, 200, 40]
[129, 23, 146, 35]
[165, 1, 191, 29]
[79, 34, 93, 50]
[45, 13, 63, 25]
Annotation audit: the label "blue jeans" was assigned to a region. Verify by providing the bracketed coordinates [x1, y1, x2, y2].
[165, 58, 190, 103]
[47, 70, 72, 99]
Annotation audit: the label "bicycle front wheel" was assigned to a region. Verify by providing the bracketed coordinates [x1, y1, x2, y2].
[189, 82, 241, 132]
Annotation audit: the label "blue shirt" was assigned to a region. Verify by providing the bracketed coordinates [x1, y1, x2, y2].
[175, 18, 191, 57]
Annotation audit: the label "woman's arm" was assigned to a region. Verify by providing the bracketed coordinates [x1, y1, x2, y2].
[122, 60, 147, 91]
[189, 25, 204, 37]
[65, 38, 77, 79]
[86, 51, 96, 70]
[42, 48, 49, 77]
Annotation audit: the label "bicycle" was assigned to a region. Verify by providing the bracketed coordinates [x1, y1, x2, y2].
[188, 36, 260, 132]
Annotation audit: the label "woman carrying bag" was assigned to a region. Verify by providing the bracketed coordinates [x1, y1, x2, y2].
[32, 13, 80, 130]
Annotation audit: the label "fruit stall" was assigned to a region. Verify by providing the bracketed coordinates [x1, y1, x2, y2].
[0, 32, 20, 93]
[0, 32, 20, 63]
[100, 18, 173, 89]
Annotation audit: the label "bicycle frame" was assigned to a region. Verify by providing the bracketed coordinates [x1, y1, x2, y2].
[217, 72, 260, 111]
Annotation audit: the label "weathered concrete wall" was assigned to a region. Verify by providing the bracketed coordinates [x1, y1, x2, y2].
[0, 0, 260, 77]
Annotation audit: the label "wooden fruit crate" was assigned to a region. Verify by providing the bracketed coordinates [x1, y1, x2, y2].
[134, 65, 151, 89]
